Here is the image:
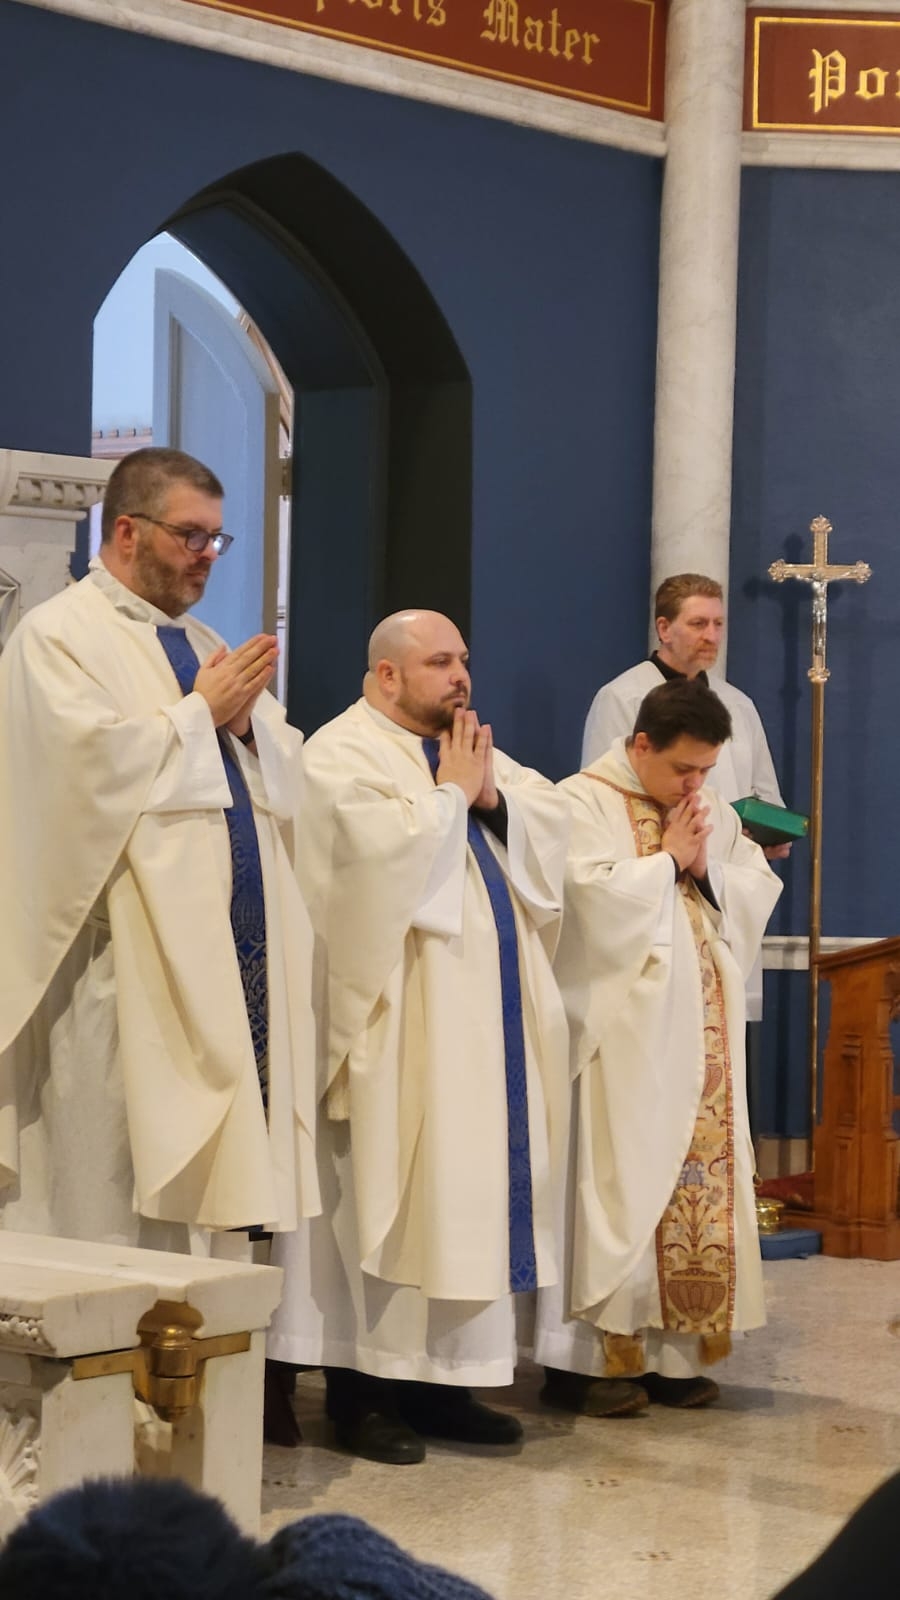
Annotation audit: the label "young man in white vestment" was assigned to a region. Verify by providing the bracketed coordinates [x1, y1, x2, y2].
[0, 449, 319, 1267]
[268, 610, 571, 1463]
[534, 679, 782, 1414]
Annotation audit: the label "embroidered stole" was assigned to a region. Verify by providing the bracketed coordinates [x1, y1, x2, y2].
[592, 776, 735, 1366]
[423, 738, 537, 1293]
[156, 626, 270, 1111]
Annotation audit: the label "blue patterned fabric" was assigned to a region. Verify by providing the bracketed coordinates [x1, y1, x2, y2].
[156, 627, 269, 1109]
[422, 738, 537, 1293]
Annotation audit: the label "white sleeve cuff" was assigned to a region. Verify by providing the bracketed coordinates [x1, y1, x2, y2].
[411, 785, 469, 936]
[145, 694, 231, 812]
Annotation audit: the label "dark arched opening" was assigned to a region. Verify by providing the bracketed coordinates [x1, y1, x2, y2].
[165, 151, 472, 732]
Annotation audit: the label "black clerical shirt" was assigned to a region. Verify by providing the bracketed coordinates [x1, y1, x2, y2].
[650, 650, 709, 687]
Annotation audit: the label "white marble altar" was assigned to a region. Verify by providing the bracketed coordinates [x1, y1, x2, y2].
[0, 1232, 283, 1536]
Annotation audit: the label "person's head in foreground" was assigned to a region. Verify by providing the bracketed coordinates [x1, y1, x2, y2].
[0, 1476, 493, 1600]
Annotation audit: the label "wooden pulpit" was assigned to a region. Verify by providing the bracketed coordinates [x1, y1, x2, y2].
[789, 937, 900, 1258]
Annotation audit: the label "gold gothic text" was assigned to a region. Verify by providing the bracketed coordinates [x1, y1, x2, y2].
[314, 0, 447, 23]
[481, 1, 600, 67]
[809, 48, 900, 112]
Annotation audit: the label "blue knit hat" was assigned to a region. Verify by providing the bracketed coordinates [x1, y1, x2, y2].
[0, 1481, 494, 1600]
[0, 1476, 265, 1599]
[260, 1513, 493, 1600]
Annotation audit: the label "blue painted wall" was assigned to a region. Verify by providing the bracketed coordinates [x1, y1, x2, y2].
[8, 7, 898, 1138]
[0, 0, 661, 782]
[733, 168, 900, 1134]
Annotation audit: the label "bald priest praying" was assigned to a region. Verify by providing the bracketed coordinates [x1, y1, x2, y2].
[269, 610, 570, 1465]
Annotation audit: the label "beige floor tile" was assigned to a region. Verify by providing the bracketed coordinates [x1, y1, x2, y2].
[261, 1257, 900, 1598]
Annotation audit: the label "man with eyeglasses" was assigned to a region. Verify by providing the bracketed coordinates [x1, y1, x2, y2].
[0, 449, 319, 1280]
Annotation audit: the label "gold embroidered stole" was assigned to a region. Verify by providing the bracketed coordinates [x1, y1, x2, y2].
[590, 776, 735, 1366]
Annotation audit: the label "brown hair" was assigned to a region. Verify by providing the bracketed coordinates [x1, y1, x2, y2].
[654, 573, 723, 625]
[632, 679, 732, 751]
[101, 448, 223, 543]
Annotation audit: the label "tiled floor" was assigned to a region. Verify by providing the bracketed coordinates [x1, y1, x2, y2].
[260, 1257, 900, 1599]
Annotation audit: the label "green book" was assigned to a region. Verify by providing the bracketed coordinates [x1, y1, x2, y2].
[732, 796, 809, 847]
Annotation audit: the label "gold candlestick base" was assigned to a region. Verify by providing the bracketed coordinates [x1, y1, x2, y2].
[755, 1196, 786, 1235]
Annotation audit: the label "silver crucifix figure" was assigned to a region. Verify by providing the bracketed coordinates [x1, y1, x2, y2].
[769, 516, 871, 1156]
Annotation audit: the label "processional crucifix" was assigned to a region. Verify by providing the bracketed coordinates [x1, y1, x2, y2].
[769, 517, 871, 1150]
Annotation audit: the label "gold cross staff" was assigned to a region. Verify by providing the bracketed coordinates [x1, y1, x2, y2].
[770, 515, 871, 683]
[768, 516, 871, 1160]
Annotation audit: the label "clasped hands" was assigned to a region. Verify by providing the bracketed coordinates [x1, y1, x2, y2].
[661, 794, 713, 879]
[435, 707, 498, 811]
[193, 633, 278, 737]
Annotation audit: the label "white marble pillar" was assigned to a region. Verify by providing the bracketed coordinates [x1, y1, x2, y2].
[0, 449, 112, 644]
[650, 0, 746, 649]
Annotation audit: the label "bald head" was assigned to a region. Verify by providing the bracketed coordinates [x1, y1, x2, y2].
[366, 609, 471, 735]
[367, 610, 455, 671]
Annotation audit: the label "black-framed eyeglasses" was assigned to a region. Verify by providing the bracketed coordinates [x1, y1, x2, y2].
[125, 512, 234, 555]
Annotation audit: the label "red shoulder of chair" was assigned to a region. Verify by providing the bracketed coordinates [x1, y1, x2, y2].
[756, 1173, 814, 1211]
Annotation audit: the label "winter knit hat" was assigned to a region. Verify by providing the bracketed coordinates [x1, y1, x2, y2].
[260, 1513, 493, 1600]
[0, 1480, 495, 1600]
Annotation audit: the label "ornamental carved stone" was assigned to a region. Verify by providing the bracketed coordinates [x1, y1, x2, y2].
[0, 1313, 53, 1355]
[0, 449, 111, 521]
[0, 567, 19, 650]
[0, 1391, 40, 1539]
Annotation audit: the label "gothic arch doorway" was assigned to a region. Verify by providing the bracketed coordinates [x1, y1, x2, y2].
[163, 152, 472, 734]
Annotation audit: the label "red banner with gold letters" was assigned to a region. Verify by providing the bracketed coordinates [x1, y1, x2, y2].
[747, 10, 900, 133]
[182, 0, 666, 118]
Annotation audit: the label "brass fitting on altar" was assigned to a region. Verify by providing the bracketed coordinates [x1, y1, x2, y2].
[72, 1299, 251, 1422]
[136, 1321, 200, 1419]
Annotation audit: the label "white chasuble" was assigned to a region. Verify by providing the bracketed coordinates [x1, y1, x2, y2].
[534, 740, 781, 1378]
[0, 566, 319, 1243]
[270, 700, 570, 1384]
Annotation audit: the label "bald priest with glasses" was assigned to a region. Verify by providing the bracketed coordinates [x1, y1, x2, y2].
[0, 447, 319, 1255]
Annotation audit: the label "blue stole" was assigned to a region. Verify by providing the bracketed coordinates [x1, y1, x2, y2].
[156, 626, 269, 1109]
[422, 738, 537, 1293]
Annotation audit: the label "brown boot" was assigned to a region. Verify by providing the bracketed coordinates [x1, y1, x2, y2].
[540, 1367, 648, 1417]
[636, 1372, 720, 1408]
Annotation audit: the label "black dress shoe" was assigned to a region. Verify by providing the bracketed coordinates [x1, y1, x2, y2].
[636, 1372, 720, 1408]
[394, 1383, 523, 1445]
[334, 1410, 426, 1465]
[540, 1367, 648, 1418]
[263, 1359, 302, 1448]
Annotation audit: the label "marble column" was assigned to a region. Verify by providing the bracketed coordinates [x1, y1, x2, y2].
[650, 0, 746, 653]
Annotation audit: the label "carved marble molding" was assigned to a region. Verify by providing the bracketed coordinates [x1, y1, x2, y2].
[0, 450, 112, 523]
[17, 0, 666, 159]
[743, 130, 900, 171]
[0, 1391, 41, 1537]
[0, 1314, 53, 1355]
[762, 934, 880, 971]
